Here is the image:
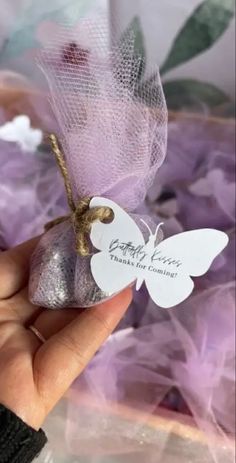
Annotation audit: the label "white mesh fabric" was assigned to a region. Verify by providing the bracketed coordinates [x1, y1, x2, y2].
[39, 19, 167, 211]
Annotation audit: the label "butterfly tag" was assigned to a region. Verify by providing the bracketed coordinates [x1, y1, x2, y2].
[90, 197, 229, 309]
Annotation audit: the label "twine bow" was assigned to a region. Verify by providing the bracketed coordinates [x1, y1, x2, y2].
[46, 134, 113, 257]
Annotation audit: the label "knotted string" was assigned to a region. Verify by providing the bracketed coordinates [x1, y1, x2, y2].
[46, 134, 113, 257]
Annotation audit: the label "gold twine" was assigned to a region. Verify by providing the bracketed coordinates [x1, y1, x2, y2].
[47, 134, 113, 257]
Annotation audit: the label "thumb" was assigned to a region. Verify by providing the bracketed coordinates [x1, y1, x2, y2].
[34, 288, 132, 413]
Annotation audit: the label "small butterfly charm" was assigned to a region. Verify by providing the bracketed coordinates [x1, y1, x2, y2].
[90, 198, 229, 309]
[0, 115, 43, 152]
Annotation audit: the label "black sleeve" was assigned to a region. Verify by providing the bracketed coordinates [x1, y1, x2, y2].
[0, 404, 47, 463]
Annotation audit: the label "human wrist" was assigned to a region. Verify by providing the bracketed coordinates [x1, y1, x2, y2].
[0, 404, 47, 463]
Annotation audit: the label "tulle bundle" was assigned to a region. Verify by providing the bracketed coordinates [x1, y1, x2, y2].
[64, 282, 235, 463]
[29, 21, 167, 310]
[0, 140, 67, 250]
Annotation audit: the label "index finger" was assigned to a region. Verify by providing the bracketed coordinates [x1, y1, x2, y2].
[0, 237, 39, 300]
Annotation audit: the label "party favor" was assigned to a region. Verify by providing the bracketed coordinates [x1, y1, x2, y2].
[29, 22, 168, 309]
[29, 22, 228, 311]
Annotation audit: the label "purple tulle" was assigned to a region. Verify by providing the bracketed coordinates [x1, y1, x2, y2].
[66, 283, 235, 462]
[150, 118, 235, 231]
[0, 140, 67, 249]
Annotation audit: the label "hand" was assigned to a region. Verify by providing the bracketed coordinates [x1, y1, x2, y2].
[0, 238, 132, 430]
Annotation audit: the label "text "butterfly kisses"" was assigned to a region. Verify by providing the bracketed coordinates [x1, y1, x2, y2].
[108, 238, 181, 279]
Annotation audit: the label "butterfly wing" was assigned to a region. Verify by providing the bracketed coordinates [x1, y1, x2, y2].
[145, 269, 194, 309]
[145, 229, 228, 308]
[156, 229, 229, 276]
[90, 197, 145, 295]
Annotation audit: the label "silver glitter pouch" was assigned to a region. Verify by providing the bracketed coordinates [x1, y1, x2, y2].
[29, 220, 108, 309]
[29, 21, 167, 309]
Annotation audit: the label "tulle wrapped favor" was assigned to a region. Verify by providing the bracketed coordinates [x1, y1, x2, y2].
[29, 21, 167, 309]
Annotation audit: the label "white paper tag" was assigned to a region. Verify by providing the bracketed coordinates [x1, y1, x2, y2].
[90, 197, 229, 309]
